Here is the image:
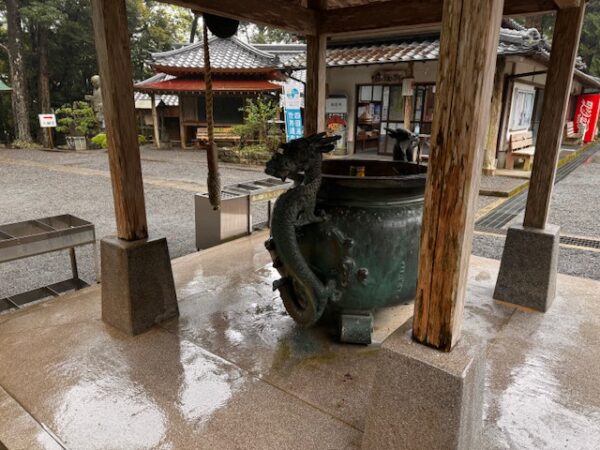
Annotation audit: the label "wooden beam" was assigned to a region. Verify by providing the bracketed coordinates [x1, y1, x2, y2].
[523, 5, 586, 229]
[167, 0, 318, 35]
[322, 0, 556, 35]
[554, 0, 582, 8]
[412, 0, 503, 351]
[304, 34, 327, 135]
[483, 57, 507, 175]
[91, 0, 148, 241]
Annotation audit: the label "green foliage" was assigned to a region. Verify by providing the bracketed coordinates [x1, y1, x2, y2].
[56, 101, 98, 136]
[219, 144, 273, 165]
[580, 0, 600, 77]
[11, 139, 43, 149]
[91, 132, 147, 149]
[232, 97, 283, 152]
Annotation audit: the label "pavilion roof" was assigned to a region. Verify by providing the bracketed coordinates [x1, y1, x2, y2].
[149, 36, 281, 76]
[0, 80, 11, 93]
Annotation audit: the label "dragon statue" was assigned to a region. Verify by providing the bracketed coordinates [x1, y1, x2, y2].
[265, 133, 341, 327]
[386, 127, 419, 161]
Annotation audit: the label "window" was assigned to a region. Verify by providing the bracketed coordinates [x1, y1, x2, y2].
[510, 87, 536, 131]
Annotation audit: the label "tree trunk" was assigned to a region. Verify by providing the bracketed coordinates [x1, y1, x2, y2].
[38, 27, 52, 147]
[6, 0, 32, 142]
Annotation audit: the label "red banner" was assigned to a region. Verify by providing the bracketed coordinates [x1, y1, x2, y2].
[574, 94, 600, 143]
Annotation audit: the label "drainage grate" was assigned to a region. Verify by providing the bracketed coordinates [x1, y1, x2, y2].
[475, 228, 600, 251]
[560, 235, 600, 250]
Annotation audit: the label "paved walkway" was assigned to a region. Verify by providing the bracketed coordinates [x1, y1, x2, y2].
[1, 232, 599, 450]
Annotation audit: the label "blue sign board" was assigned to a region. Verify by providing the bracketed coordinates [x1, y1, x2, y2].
[284, 87, 303, 141]
[285, 109, 303, 141]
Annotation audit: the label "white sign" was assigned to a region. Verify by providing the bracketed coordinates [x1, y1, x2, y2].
[402, 78, 415, 97]
[38, 114, 57, 128]
[284, 87, 303, 109]
[326, 97, 348, 114]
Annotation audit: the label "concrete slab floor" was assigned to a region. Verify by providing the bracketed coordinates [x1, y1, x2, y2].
[0, 231, 599, 449]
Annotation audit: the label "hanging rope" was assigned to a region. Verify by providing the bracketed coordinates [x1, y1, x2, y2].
[203, 21, 221, 210]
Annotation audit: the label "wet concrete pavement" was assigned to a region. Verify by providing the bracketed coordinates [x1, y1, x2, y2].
[1, 231, 599, 449]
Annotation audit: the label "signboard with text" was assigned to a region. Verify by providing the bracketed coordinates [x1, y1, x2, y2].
[284, 87, 303, 141]
[38, 114, 57, 128]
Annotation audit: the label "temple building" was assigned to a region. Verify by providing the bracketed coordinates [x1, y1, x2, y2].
[134, 36, 298, 148]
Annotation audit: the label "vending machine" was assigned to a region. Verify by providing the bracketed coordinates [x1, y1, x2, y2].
[574, 94, 600, 143]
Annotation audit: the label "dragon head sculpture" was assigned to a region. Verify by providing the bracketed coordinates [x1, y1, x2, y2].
[266, 133, 340, 182]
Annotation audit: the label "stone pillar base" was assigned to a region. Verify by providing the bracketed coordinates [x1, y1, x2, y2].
[362, 322, 485, 450]
[101, 236, 178, 335]
[494, 224, 559, 312]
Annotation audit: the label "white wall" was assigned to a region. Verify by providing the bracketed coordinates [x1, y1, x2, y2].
[326, 61, 439, 153]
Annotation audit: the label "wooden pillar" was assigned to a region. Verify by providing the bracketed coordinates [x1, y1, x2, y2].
[403, 95, 413, 131]
[412, 0, 503, 351]
[91, 0, 148, 241]
[179, 96, 187, 149]
[151, 93, 161, 149]
[523, 5, 586, 229]
[304, 33, 327, 136]
[483, 57, 507, 176]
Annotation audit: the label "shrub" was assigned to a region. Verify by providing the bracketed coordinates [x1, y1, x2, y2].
[233, 97, 283, 152]
[56, 102, 98, 137]
[91, 133, 147, 149]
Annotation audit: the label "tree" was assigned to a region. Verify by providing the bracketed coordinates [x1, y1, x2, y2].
[21, 0, 65, 146]
[4, 0, 32, 142]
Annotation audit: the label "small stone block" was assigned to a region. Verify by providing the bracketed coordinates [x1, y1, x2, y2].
[101, 236, 178, 335]
[363, 322, 485, 450]
[339, 313, 373, 345]
[494, 224, 559, 312]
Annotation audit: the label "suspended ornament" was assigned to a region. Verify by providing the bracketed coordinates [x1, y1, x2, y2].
[203, 13, 239, 39]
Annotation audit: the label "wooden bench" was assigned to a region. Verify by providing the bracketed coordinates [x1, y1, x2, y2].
[196, 127, 241, 148]
[506, 131, 535, 171]
[563, 120, 584, 146]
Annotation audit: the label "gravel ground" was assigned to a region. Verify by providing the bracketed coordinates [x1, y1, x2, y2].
[1, 146, 599, 299]
[473, 147, 600, 281]
[0, 147, 267, 298]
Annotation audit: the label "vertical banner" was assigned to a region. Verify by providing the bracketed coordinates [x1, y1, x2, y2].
[326, 96, 348, 153]
[574, 94, 600, 143]
[284, 86, 303, 141]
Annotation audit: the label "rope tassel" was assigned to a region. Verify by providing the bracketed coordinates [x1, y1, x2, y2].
[203, 21, 221, 210]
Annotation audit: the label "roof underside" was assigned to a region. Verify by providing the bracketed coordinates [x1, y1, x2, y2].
[135, 77, 282, 94]
[165, 0, 565, 36]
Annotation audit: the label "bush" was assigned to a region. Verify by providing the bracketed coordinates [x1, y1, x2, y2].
[56, 102, 98, 137]
[233, 97, 283, 152]
[11, 139, 43, 150]
[91, 133, 147, 149]
[219, 144, 273, 165]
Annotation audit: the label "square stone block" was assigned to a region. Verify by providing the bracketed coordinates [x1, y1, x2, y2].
[101, 236, 178, 335]
[494, 224, 559, 312]
[363, 322, 485, 450]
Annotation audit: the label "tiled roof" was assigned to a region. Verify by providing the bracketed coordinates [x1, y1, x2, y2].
[134, 91, 179, 107]
[285, 27, 544, 69]
[150, 36, 280, 74]
[253, 44, 306, 64]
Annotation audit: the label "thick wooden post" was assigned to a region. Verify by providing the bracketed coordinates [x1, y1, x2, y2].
[412, 0, 503, 351]
[304, 34, 327, 136]
[523, 5, 586, 229]
[151, 93, 161, 149]
[91, 0, 148, 241]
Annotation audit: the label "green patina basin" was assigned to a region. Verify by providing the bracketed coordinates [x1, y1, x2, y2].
[298, 159, 427, 340]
